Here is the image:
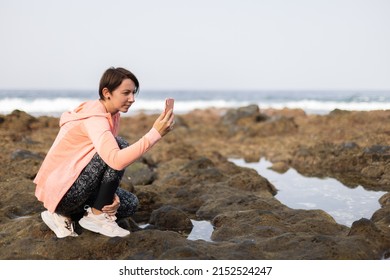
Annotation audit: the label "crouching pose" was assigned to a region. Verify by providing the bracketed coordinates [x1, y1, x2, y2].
[34, 67, 174, 238]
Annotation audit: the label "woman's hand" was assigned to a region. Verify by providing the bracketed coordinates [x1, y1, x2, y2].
[153, 109, 175, 137]
[102, 194, 120, 216]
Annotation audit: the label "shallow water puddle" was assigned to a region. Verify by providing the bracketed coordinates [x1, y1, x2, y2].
[230, 158, 386, 227]
[139, 220, 214, 241]
[187, 220, 214, 242]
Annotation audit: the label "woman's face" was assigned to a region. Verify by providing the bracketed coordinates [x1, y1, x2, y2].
[106, 78, 136, 114]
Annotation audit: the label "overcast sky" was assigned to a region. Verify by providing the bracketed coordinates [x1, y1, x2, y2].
[0, 0, 389, 91]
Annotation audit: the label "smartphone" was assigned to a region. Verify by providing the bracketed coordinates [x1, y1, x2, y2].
[165, 98, 174, 114]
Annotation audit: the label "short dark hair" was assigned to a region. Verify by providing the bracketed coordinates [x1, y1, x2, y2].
[98, 67, 139, 99]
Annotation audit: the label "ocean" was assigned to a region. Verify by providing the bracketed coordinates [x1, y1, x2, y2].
[1, 89, 390, 117]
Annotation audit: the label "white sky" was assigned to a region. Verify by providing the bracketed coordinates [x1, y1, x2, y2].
[0, 0, 389, 90]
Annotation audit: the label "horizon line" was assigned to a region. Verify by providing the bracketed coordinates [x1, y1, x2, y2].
[1, 88, 390, 92]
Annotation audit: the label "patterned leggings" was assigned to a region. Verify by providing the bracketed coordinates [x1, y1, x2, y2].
[55, 136, 139, 219]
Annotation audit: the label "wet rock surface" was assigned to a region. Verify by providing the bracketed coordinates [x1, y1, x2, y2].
[1, 106, 390, 259]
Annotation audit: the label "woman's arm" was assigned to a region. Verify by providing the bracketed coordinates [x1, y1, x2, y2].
[84, 109, 174, 170]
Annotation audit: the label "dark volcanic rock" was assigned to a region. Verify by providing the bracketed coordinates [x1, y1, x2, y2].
[148, 205, 193, 233]
[123, 160, 156, 186]
[1, 108, 390, 260]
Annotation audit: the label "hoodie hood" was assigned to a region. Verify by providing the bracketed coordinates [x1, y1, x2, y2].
[59, 100, 119, 133]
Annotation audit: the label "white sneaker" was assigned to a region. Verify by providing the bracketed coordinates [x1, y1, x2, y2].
[41, 211, 78, 238]
[78, 207, 130, 237]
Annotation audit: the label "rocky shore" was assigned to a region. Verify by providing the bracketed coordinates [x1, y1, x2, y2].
[1, 105, 390, 259]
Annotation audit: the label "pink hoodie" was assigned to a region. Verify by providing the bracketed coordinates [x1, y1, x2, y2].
[34, 100, 161, 212]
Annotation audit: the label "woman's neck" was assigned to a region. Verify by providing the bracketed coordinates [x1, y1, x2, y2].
[99, 99, 117, 115]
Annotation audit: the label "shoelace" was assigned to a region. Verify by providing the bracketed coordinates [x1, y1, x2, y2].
[103, 213, 117, 222]
[84, 205, 117, 223]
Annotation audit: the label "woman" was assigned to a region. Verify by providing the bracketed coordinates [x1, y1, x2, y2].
[34, 67, 174, 238]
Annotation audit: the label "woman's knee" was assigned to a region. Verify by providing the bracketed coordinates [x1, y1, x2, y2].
[116, 188, 139, 217]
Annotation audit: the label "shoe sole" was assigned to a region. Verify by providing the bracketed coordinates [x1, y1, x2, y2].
[79, 217, 130, 237]
[41, 211, 70, 238]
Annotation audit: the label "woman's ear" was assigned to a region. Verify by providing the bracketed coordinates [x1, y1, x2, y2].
[102, 88, 111, 100]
